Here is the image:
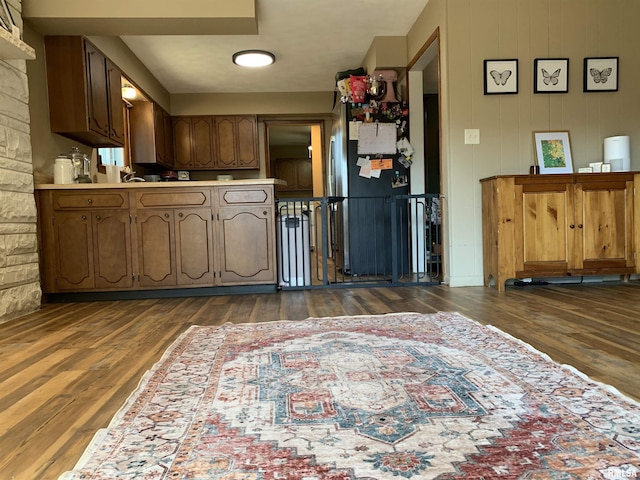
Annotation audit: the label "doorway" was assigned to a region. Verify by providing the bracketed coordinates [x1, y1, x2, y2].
[407, 30, 444, 281]
[264, 121, 325, 199]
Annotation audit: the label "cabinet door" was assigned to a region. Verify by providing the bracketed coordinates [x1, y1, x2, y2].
[93, 210, 134, 289]
[154, 105, 167, 165]
[515, 182, 573, 276]
[106, 59, 125, 144]
[53, 211, 95, 290]
[216, 116, 237, 169]
[136, 210, 177, 287]
[164, 110, 174, 166]
[235, 116, 259, 168]
[192, 117, 215, 169]
[217, 206, 276, 284]
[575, 179, 635, 271]
[175, 208, 215, 285]
[173, 116, 193, 169]
[85, 42, 110, 138]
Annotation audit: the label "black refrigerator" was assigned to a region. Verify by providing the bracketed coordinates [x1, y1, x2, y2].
[329, 101, 410, 276]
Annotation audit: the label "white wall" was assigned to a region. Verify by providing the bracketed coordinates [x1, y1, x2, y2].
[407, 0, 640, 287]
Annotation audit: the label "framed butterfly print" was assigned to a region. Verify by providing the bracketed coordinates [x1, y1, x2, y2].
[584, 57, 618, 92]
[534, 58, 569, 93]
[533, 131, 574, 174]
[484, 59, 518, 95]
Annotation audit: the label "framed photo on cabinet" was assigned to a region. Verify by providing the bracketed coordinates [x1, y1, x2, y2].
[584, 57, 618, 92]
[484, 59, 518, 95]
[534, 58, 569, 93]
[533, 131, 573, 174]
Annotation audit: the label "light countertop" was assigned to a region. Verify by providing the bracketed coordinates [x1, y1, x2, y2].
[35, 178, 285, 190]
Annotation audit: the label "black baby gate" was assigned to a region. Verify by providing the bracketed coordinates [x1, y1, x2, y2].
[275, 194, 442, 289]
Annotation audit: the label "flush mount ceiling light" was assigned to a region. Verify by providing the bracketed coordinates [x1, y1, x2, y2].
[232, 50, 275, 67]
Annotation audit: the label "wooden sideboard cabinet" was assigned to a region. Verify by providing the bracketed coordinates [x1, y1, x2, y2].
[36, 182, 279, 295]
[44, 36, 125, 147]
[481, 172, 639, 291]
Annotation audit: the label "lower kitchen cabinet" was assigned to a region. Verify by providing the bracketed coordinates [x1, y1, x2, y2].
[176, 209, 215, 285]
[481, 172, 639, 291]
[218, 206, 275, 284]
[36, 182, 279, 294]
[38, 191, 134, 291]
[136, 209, 177, 288]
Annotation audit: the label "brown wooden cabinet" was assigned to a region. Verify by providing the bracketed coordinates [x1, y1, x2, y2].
[134, 189, 213, 287]
[44, 36, 125, 147]
[129, 101, 174, 169]
[216, 185, 276, 285]
[173, 115, 258, 170]
[275, 158, 313, 192]
[216, 115, 259, 169]
[481, 173, 638, 291]
[172, 116, 217, 170]
[36, 182, 279, 294]
[37, 190, 133, 292]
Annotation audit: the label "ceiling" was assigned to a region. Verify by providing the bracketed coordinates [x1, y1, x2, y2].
[114, 0, 429, 95]
[25, 0, 431, 145]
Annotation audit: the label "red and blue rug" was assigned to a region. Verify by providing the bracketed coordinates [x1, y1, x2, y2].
[60, 312, 640, 479]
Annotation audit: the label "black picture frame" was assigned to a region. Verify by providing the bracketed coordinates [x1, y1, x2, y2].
[534, 58, 569, 94]
[484, 59, 518, 95]
[584, 57, 619, 92]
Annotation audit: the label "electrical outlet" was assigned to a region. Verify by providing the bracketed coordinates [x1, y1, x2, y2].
[465, 129, 480, 145]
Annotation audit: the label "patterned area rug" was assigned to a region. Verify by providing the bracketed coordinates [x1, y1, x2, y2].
[60, 312, 640, 479]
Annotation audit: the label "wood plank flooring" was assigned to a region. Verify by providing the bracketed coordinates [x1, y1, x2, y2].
[1, 282, 639, 479]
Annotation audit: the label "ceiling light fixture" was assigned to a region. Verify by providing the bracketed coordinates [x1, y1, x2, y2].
[232, 50, 275, 67]
[121, 85, 137, 99]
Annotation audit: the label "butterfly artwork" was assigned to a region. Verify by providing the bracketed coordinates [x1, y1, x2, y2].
[542, 68, 561, 85]
[484, 60, 518, 94]
[590, 68, 612, 84]
[584, 57, 618, 92]
[534, 59, 569, 93]
[490, 69, 512, 86]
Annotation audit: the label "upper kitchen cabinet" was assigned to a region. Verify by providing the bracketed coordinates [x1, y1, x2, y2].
[129, 100, 174, 169]
[216, 115, 259, 169]
[173, 116, 217, 170]
[173, 115, 259, 170]
[44, 36, 125, 148]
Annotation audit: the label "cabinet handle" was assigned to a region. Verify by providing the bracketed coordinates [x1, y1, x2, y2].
[95, 215, 101, 221]
[178, 212, 184, 218]
[569, 224, 575, 229]
[263, 211, 268, 215]
[578, 224, 583, 229]
[87, 198, 93, 204]
[164, 213, 170, 218]
[81, 215, 87, 220]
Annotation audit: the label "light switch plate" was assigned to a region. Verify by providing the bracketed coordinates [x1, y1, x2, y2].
[465, 129, 480, 145]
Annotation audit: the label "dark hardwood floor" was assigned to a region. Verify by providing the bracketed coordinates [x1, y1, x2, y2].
[1, 282, 639, 479]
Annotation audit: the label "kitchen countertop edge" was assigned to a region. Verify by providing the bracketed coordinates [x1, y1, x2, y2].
[35, 179, 286, 190]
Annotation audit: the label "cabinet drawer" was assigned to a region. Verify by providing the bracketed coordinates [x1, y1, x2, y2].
[217, 186, 274, 207]
[136, 189, 211, 208]
[52, 191, 129, 210]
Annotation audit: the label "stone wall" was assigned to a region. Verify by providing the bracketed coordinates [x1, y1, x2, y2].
[0, 0, 42, 323]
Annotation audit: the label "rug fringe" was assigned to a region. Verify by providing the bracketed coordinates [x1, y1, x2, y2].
[484, 323, 640, 408]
